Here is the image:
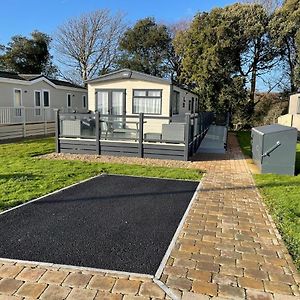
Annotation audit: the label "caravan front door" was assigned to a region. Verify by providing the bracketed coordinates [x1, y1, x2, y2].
[96, 89, 126, 132]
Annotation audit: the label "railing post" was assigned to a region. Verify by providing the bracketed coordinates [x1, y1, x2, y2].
[44, 108, 47, 136]
[138, 113, 144, 158]
[22, 107, 26, 138]
[95, 111, 100, 155]
[184, 113, 191, 161]
[55, 109, 60, 153]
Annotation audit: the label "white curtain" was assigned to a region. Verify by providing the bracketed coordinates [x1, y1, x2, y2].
[112, 91, 123, 115]
[134, 98, 161, 114]
[97, 91, 109, 114]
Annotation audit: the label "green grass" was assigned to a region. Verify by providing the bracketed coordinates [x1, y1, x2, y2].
[236, 131, 300, 270]
[0, 138, 202, 211]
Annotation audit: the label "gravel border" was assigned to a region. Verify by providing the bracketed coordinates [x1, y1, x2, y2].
[41, 152, 202, 169]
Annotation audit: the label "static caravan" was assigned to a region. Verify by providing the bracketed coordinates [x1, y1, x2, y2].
[86, 69, 199, 140]
[0, 71, 87, 111]
[278, 93, 300, 138]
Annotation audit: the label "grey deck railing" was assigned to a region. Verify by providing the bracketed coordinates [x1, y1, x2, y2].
[55, 110, 214, 161]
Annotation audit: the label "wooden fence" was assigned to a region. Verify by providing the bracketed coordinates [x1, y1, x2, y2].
[56, 110, 214, 161]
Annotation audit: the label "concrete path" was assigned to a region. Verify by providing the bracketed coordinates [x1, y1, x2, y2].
[0, 133, 299, 299]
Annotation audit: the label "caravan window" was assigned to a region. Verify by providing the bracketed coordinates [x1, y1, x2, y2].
[172, 91, 180, 115]
[43, 90, 50, 107]
[133, 89, 162, 114]
[14, 89, 22, 107]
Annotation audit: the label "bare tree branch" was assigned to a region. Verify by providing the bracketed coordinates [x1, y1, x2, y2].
[54, 10, 127, 83]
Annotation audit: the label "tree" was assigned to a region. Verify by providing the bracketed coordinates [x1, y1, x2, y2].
[0, 31, 57, 76]
[176, 3, 280, 122]
[175, 8, 248, 114]
[242, 0, 283, 14]
[54, 9, 126, 83]
[117, 18, 172, 77]
[269, 0, 300, 92]
[226, 4, 278, 112]
[167, 20, 190, 84]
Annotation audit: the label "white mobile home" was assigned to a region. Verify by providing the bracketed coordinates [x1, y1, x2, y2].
[278, 93, 300, 136]
[56, 70, 213, 160]
[0, 71, 87, 111]
[86, 69, 199, 136]
[0, 71, 87, 139]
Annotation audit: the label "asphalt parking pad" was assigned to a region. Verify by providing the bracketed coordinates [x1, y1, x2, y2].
[0, 174, 198, 274]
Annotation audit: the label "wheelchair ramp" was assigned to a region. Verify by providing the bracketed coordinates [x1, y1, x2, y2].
[197, 125, 228, 154]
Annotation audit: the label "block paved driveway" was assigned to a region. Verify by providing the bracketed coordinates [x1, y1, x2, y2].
[0, 133, 299, 300]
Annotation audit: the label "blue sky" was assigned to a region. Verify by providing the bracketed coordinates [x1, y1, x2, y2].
[0, 0, 236, 44]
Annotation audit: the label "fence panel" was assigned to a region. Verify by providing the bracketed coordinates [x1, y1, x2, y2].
[56, 110, 215, 161]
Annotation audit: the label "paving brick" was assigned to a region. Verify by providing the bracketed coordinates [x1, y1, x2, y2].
[0, 278, 23, 295]
[191, 280, 217, 296]
[187, 269, 212, 282]
[244, 268, 268, 280]
[112, 279, 141, 295]
[219, 265, 243, 277]
[166, 276, 192, 291]
[0, 265, 23, 278]
[264, 281, 293, 295]
[246, 288, 273, 300]
[163, 266, 187, 277]
[39, 270, 69, 285]
[191, 253, 214, 262]
[0, 296, 23, 300]
[238, 277, 264, 290]
[139, 282, 165, 298]
[182, 291, 210, 300]
[40, 284, 71, 300]
[268, 272, 296, 285]
[196, 261, 219, 273]
[264, 257, 288, 267]
[273, 294, 299, 300]
[218, 284, 245, 299]
[16, 267, 46, 282]
[171, 250, 192, 260]
[62, 272, 92, 288]
[94, 292, 123, 300]
[173, 258, 196, 269]
[212, 273, 237, 286]
[123, 295, 150, 300]
[66, 288, 97, 300]
[15, 282, 47, 298]
[236, 259, 260, 269]
[88, 275, 116, 291]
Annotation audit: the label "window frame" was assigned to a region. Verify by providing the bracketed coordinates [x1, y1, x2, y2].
[172, 91, 180, 115]
[34, 90, 42, 116]
[13, 88, 22, 107]
[132, 89, 162, 115]
[82, 94, 87, 109]
[42, 90, 50, 107]
[67, 93, 72, 108]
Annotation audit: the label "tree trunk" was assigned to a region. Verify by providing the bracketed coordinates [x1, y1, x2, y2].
[249, 41, 260, 116]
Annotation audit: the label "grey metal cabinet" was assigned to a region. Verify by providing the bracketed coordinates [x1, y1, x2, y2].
[251, 124, 297, 175]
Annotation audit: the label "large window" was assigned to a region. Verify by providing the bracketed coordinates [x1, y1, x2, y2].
[132, 89, 162, 114]
[172, 91, 180, 115]
[43, 90, 50, 107]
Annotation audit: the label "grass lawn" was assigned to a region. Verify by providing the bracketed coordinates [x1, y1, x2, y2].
[0, 137, 202, 211]
[236, 131, 300, 270]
